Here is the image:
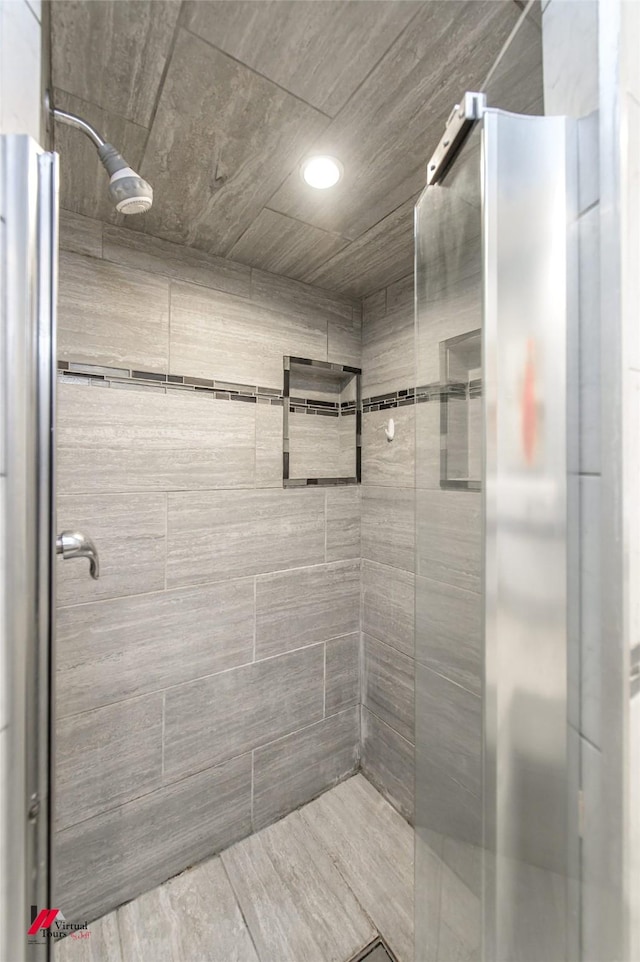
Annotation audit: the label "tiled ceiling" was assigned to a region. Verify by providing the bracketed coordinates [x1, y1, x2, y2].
[51, 0, 522, 297]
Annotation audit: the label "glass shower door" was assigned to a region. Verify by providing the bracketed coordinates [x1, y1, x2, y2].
[414, 120, 484, 962]
[415, 101, 579, 961]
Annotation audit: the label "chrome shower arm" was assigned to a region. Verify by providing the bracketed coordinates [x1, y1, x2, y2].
[50, 107, 106, 149]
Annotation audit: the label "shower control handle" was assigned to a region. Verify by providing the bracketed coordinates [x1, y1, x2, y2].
[56, 530, 100, 580]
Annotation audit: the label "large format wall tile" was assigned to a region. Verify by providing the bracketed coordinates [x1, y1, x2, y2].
[56, 493, 166, 606]
[325, 634, 360, 713]
[416, 488, 481, 592]
[117, 855, 259, 962]
[169, 280, 327, 388]
[57, 382, 256, 495]
[255, 561, 360, 659]
[362, 405, 415, 486]
[361, 560, 415, 658]
[361, 707, 415, 822]
[252, 708, 359, 830]
[58, 251, 169, 372]
[166, 488, 325, 586]
[55, 755, 252, 923]
[57, 580, 255, 716]
[415, 664, 481, 799]
[415, 575, 481, 696]
[222, 809, 376, 962]
[415, 745, 482, 849]
[103, 225, 251, 299]
[255, 403, 284, 488]
[361, 485, 415, 572]
[363, 634, 415, 743]
[362, 273, 414, 396]
[289, 413, 342, 480]
[163, 645, 324, 779]
[56, 695, 163, 830]
[326, 487, 361, 561]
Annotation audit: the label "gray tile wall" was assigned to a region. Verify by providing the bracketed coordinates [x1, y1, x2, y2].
[55, 212, 362, 921]
[360, 272, 417, 823]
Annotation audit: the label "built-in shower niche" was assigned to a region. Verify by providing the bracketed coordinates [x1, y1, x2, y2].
[283, 356, 361, 487]
[440, 329, 482, 490]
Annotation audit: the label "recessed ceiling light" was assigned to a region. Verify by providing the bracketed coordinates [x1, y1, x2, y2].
[301, 155, 343, 190]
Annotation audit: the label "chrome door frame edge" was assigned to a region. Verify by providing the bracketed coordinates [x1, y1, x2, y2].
[1, 134, 58, 962]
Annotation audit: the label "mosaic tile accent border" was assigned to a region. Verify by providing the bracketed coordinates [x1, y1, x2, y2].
[361, 380, 477, 412]
[57, 360, 352, 414]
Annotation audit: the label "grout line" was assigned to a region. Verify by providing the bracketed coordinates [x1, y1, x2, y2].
[161, 692, 166, 778]
[181, 24, 334, 121]
[250, 750, 255, 830]
[252, 578, 257, 662]
[219, 857, 265, 962]
[57, 639, 348, 721]
[56, 558, 359, 612]
[164, 493, 169, 590]
[323, 642, 327, 718]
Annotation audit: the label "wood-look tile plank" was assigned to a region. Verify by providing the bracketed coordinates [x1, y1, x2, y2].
[55, 755, 252, 923]
[252, 708, 359, 831]
[103, 225, 251, 298]
[229, 208, 349, 280]
[222, 807, 376, 962]
[137, 29, 328, 255]
[56, 493, 166, 606]
[117, 856, 259, 962]
[163, 646, 324, 780]
[255, 561, 360, 659]
[301, 773, 414, 962]
[51, 1, 180, 127]
[56, 579, 255, 716]
[166, 488, 325, 587]
[58, 251, 169, 372]
[54, 911, 122, 962]
[184, 0, 420, 117]
[57, 382, 256, 495]
[56, 694, 163, 830]
[363, 634, 415, 744]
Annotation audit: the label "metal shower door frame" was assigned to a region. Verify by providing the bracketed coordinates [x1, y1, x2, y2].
[1, 134, 58, 962]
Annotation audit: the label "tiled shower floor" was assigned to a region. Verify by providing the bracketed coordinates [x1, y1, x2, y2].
[55, 775, 413, 962]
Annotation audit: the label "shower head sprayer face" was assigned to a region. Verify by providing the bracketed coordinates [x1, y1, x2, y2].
[98, 143, 153, 215]
[107, 168, 154, 215]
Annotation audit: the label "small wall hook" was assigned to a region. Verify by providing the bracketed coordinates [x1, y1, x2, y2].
[384, 418, 395, 442]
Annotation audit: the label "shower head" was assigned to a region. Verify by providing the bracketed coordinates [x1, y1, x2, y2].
[98, 143, 153, 215]
[50, 103, 153, 215]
